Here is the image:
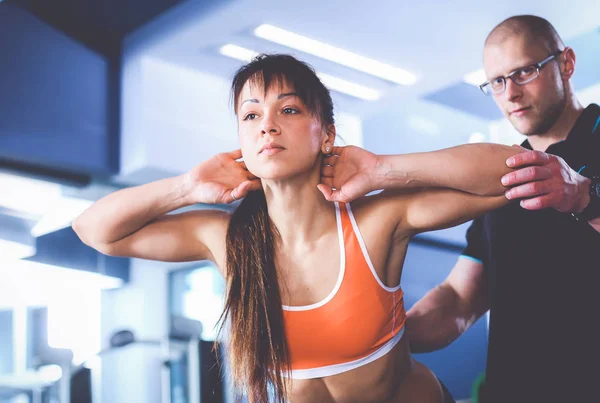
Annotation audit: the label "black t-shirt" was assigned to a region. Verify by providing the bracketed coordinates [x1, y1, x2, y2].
[462, 104, 600, 403]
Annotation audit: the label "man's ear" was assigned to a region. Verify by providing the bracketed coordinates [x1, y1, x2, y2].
[561, 47, 576, 81]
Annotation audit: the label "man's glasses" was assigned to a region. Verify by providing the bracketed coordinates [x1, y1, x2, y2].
[479, 50, 563, 96]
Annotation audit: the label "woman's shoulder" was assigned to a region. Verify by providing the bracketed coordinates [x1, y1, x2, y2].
[346, 188, 431, 239]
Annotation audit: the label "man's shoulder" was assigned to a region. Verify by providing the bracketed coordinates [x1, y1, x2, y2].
[590, 103, 600, 136]
[583, 103, 600, 135]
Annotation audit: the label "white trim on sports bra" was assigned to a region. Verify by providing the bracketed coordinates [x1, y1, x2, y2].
[345, 203, 401, 292]
[284, 327, 405, 379]
[282, 202, 346, 311]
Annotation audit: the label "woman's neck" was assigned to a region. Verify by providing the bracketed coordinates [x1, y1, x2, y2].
[263, 168, 336, 247]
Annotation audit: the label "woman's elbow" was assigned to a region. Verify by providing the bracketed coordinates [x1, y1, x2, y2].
[71, 217, 88, 243]
[72, 217, 105, 252]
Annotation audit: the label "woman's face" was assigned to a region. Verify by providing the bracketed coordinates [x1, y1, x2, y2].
[237, 79, 333, 181]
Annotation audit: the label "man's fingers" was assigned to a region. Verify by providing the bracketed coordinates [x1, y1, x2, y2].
[501, 166, 552, 186]
[505, 181, 549, 200]
[519, 194, 557, 210]
[506, 150, 551, 168]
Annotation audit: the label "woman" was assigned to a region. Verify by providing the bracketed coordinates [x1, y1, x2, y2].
[73, 54, 518, 403]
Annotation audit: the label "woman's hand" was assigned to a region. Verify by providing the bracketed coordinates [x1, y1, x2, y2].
[318, 146, 380, 202]
[185, 149, 262, 204]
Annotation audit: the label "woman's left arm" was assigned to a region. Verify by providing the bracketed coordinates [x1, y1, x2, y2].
[319, 143, 522, 236]
[391, 187, 508, 236]
[319, 143, 522, 202]
[374, 143, 521, 196]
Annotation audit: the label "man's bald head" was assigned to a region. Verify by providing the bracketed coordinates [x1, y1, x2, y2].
[485, 15, 564, 53]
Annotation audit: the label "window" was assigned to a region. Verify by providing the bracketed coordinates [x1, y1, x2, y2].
[169, 263, 226, 341]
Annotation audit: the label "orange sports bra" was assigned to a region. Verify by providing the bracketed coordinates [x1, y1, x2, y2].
[282, 202, 406, 379]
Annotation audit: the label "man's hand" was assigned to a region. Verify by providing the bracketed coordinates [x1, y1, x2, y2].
[502, 149, 591, 212]
[318, 146, 379, 202]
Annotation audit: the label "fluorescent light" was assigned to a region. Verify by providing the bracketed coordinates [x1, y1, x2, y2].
[219, 44, 255, 62]
[219, 44, 381, 101]
[254, 24, 417, 85]
[0, 239, 35, 260]
[464, 68, 487, 87]
[317, 73, 380, 101]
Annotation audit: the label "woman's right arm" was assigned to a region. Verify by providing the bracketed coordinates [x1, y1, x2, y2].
[72, 150, 260, 267]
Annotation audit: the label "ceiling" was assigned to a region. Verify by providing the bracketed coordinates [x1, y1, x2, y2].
[110, 0, 600, 247]
[2, 0, 599, 255]
[134, 0, 600, 119]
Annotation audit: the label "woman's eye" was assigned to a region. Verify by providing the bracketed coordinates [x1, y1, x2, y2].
[243, 113, 258, 121]
[283, 107, 299, 114]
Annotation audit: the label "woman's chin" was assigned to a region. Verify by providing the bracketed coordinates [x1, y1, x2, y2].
[257, 172, 291, 181]
[255, 168, 302, 182]
[252, 161, 317, 183]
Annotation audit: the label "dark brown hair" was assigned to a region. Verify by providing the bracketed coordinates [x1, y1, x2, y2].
[218, 54, 334, 403]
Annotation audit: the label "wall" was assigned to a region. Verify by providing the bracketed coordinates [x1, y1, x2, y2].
[0, 3, 114, 175]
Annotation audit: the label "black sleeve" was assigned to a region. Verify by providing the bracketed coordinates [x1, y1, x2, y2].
[461, 218, 486, 265]
[584, 109, 600, 175]
[590, 121, 600, 175]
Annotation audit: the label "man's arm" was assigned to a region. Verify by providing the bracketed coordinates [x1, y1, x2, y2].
[406, 256, 489, 353]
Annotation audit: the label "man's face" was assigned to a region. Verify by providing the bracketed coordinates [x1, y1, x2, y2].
[483, 35, 565, 136]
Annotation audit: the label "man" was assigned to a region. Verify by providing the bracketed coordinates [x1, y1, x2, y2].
[319, 15, 600, 403]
